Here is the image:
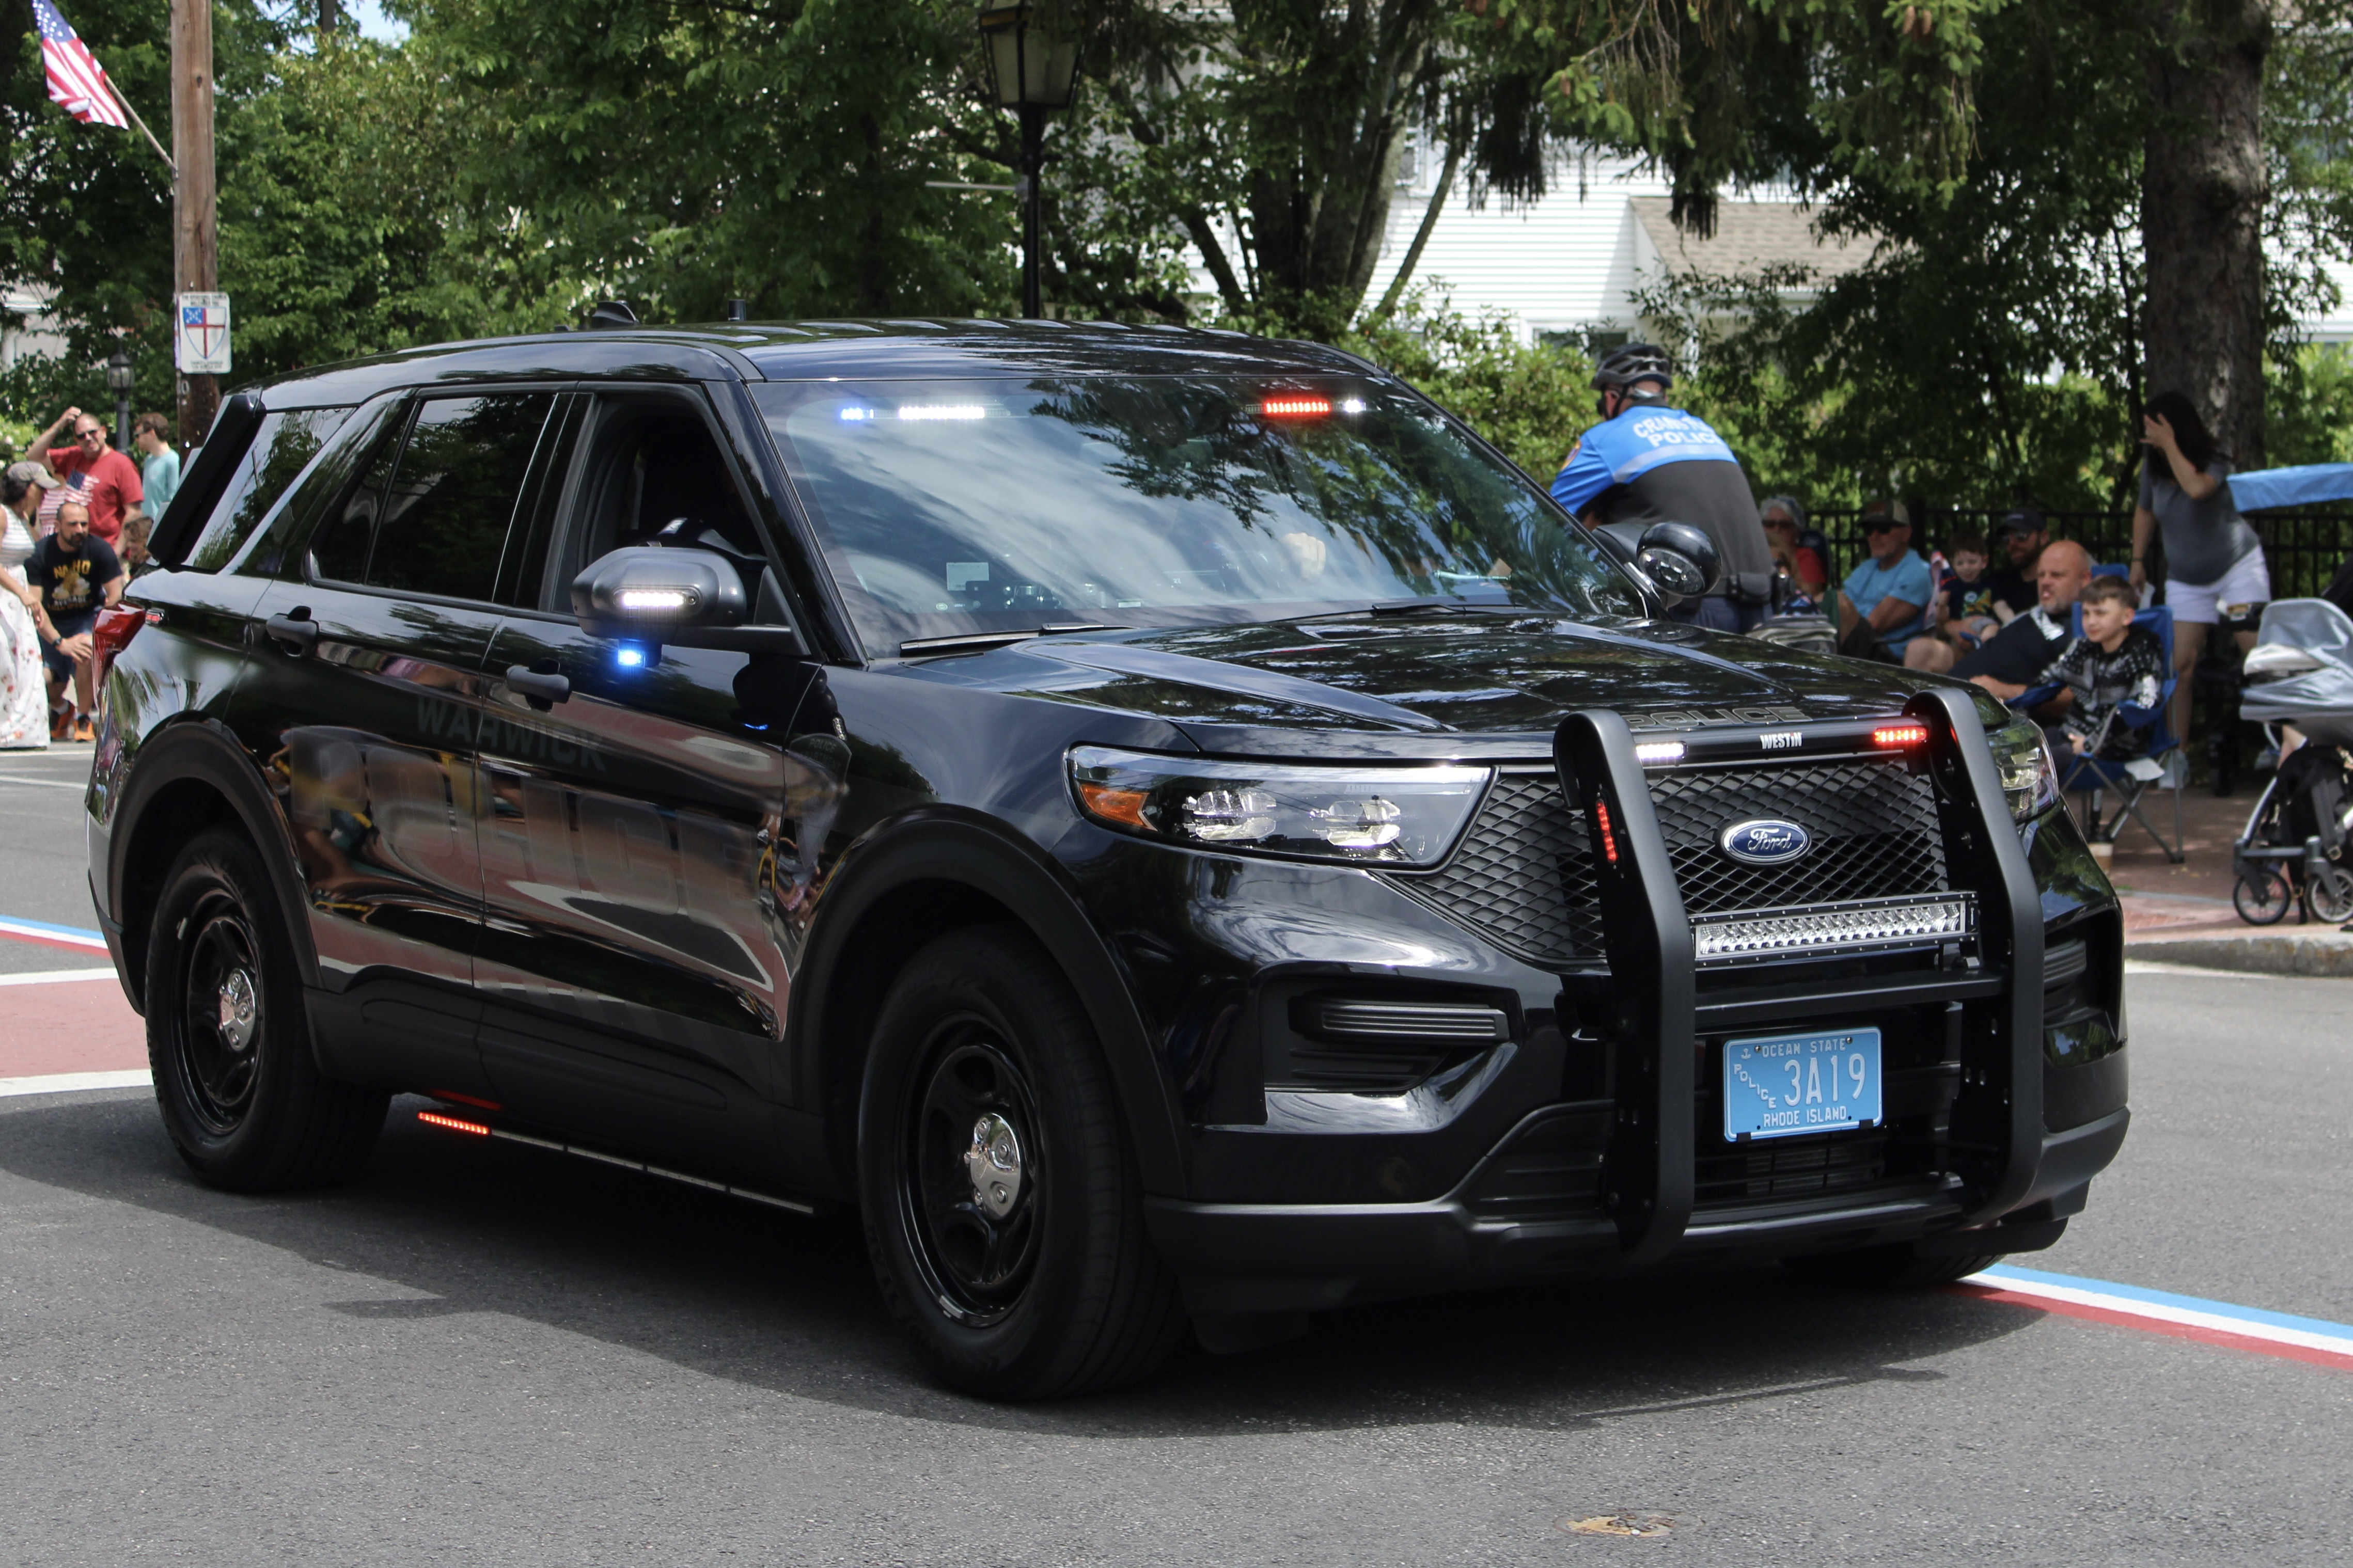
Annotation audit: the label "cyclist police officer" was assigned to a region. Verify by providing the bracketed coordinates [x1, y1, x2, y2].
[1550, 342, 1776, 631]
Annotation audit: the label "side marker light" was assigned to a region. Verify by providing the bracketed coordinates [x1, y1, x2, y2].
[418, 1110, 492, 1137]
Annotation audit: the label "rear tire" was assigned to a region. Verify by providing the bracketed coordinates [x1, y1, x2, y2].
[146, 826, 387, 1190]
[858, 927, 1185, 1399]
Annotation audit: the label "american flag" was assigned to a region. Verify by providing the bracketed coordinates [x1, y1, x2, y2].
[35, 0, 128, 131]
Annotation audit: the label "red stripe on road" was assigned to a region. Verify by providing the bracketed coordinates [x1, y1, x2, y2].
[1951, 1284, 2353, 1374]
[0, 977, 147, 1077]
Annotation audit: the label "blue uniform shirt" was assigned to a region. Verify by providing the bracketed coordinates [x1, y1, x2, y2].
[1550, 404, 1742, 517]
[1842, 549, 1934, 653]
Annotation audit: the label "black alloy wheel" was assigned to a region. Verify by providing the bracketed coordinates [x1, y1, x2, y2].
[858, 927, 1185, 1399]
[174, 889, 266, 1135]
[147, 827, 387, 1190]
[903, 1031, 1046, 1325]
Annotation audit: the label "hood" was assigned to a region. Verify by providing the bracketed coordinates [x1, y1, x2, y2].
[922, 613, 1971, 753]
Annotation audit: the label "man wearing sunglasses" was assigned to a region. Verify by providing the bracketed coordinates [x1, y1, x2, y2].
[28, 405, 143, 548]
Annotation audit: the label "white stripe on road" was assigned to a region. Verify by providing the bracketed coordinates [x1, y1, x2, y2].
[0, 969, 116, 986]
[0, 1069, 149, 1097]
[0, 774, 87, 789]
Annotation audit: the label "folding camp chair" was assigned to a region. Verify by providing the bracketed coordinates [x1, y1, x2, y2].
[2009, 604, 2185, 862]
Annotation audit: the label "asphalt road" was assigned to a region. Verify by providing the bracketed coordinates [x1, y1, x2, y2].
[1, 763, 2348, 1565]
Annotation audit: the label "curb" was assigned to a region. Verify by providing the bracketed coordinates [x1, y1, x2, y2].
[2124, 931, 2353, 977]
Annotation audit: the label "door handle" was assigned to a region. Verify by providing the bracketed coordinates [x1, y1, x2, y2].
[505, 663, 572, 708]
[263, 611, 318, 655]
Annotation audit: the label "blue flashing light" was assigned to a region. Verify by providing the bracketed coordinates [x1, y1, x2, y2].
[615, 644, 648, 669]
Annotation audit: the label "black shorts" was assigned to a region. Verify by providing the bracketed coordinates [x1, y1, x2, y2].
[41, 613, 93, 682]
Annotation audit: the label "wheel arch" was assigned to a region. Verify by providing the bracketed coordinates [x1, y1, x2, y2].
[110, 717, 318, 1014]
[789, 809, 1186, 1201]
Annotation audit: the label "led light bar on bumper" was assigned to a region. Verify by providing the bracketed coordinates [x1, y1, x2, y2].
[1068, 746, 1491, 867]
[1689, 893, 1977, 965]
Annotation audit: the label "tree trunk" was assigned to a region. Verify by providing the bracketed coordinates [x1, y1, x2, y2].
[2140, 0, 2270, 469]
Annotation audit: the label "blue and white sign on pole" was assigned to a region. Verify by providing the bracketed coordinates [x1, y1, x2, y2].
[175, 292, 230, 375]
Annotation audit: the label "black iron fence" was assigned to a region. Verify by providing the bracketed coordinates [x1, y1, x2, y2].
[1811, 508, 2352, 605]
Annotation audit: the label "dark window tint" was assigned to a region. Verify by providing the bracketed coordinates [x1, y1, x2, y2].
[308, 409, 404, 584]
[366, 396, 552, 602]
[183, 408, 353, 572]
[495, 395, 586, 610]
[247, 397, 407, 578]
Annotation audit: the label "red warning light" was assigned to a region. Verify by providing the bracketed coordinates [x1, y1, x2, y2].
[1593, 799, 1620, 865]
[418, 1110, 492, 1136]
[1873, 722, 1932, 749]
[1259, 397, 1332, 418]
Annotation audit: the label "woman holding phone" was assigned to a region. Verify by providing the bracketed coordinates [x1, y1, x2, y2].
[2129, 390, 2268, 745]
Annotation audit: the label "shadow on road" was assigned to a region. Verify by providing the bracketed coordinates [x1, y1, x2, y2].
[0, 1090, 2042, 1434]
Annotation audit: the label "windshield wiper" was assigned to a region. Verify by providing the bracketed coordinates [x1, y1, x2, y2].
[898, 623, 1126, 659]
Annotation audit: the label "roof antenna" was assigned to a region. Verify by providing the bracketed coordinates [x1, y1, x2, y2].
[726, 299, 751, 323]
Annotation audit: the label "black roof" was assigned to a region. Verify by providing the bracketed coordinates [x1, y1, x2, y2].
[253, 319, 1378, 410]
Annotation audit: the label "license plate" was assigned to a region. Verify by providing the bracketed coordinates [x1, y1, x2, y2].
[1722, 1027, 1883, 1142]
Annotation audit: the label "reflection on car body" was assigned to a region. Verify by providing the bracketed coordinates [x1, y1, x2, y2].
[91, 320, 2127, 1402]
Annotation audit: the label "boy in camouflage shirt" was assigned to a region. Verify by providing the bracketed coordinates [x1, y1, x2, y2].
[2035, 575, 2167, 762]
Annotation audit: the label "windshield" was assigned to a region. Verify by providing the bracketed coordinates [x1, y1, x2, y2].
[754, 376, 1637, 653]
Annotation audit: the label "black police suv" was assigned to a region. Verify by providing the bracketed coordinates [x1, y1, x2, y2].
[88, 321, 2127, 1398]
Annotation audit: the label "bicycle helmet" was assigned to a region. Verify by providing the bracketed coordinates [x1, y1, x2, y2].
[1591, 341, 1675, 395]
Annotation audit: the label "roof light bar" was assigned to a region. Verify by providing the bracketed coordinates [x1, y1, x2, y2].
[1690, 894, 1975, 965]
[1260, 397, 1332, 418]
[897, 404, 986, 421]
[1873, 722, 1932, 749]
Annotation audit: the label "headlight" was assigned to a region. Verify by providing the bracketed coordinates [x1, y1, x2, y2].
[1068, 746, 1491, 867]
[1990, 720, 2061, 822]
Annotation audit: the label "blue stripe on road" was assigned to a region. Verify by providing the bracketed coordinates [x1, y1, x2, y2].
[0, 914, 106, 942]
[1980, 1263, 2353, 1343]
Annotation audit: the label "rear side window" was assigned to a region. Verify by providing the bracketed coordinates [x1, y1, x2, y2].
[309, 394, 554, 604]
[182, 408, 352, 572]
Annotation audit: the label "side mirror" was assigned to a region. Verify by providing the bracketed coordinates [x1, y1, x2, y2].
[574, 546, 747, 630]
[572, 546, 806, 654]
[1635, 520, 1722, 603]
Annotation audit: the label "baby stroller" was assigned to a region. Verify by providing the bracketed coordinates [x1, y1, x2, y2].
[2229, 598, 2353, 924]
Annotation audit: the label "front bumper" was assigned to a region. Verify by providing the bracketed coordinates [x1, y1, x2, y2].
[1149, 1108, 2127, 1313]
[1147, 690, 2129, 1310]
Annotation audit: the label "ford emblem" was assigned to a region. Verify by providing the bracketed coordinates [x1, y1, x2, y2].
[1719, 818, 1812, 866]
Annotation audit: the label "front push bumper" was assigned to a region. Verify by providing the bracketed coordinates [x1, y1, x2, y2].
[1150, 691, 2128, 1316]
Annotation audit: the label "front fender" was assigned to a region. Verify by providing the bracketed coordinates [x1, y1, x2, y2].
[790, 807, 1187, 1198]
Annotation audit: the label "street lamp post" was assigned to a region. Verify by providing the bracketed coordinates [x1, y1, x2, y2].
[106, 351, 134, 453]
[978, 0, 1077, 320]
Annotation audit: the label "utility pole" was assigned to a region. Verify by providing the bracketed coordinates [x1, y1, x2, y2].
[170, 0, 217, 450]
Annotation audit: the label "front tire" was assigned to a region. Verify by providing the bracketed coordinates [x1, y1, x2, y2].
[146, 826, 387, 1190]
[858, 927, 1185, 1399]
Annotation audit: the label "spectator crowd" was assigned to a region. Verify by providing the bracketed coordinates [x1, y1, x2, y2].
[0, 405, 171, 750]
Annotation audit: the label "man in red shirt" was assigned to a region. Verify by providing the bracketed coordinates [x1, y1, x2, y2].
[28, 406, 142, 546]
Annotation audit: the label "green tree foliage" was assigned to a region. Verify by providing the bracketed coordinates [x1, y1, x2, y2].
[220, 37, 580, 380]
[1341, 290, 1594, 482]
[412, 0, 1016, 320]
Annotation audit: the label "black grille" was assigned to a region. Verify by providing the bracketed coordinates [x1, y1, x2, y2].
[1693, 1128, 1890, 1207]
[1649, 762, 1947, 917]
[1396, 773, 1605, 966]
[1391, 758, 1947, 967]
